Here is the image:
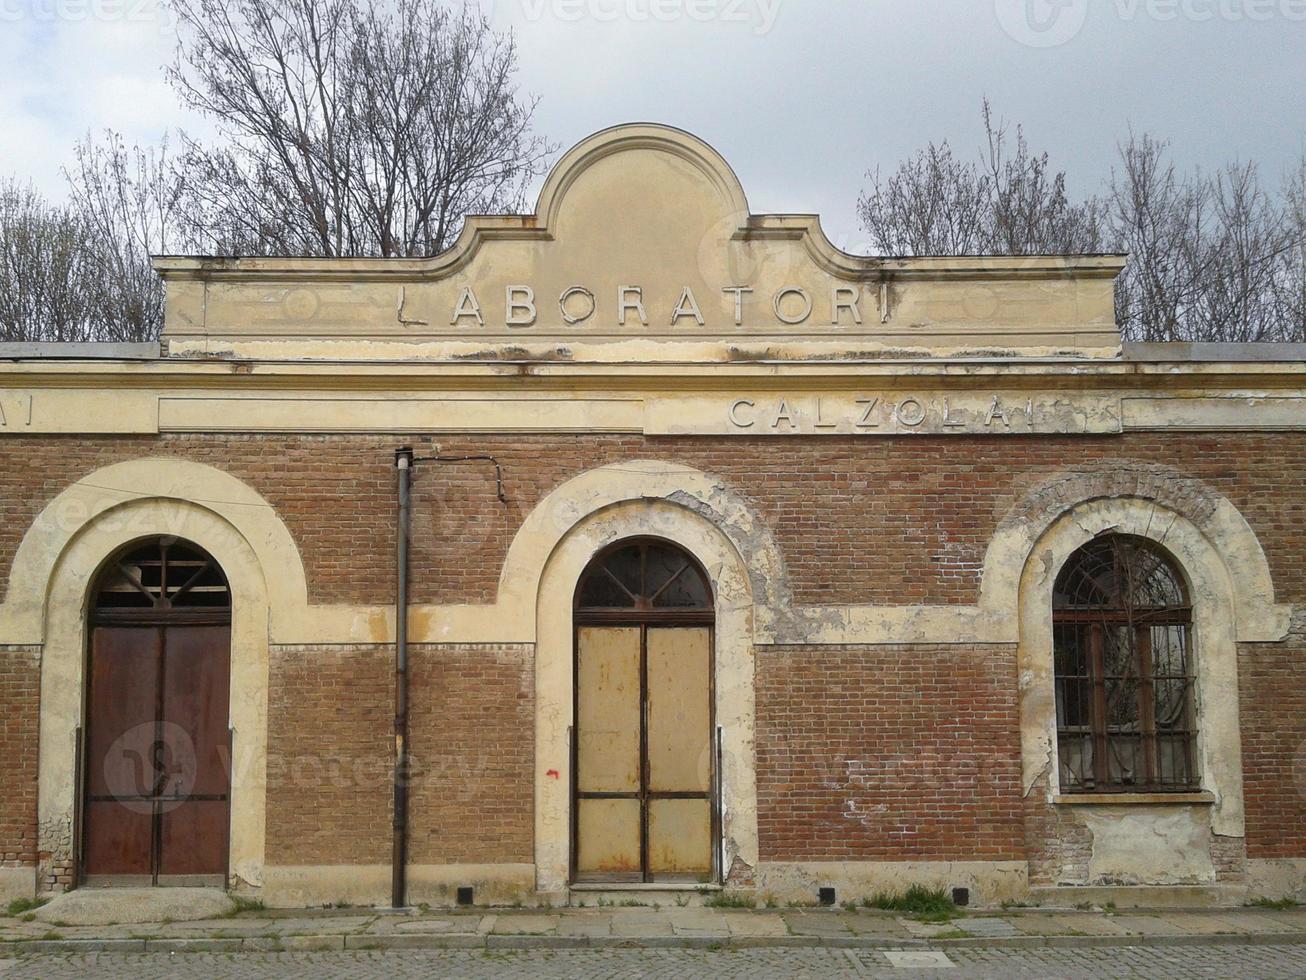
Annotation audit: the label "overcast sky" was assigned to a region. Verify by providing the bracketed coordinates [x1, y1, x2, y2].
[2, 0, 1303, 250]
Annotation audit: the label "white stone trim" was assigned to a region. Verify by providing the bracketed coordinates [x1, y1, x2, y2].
[1016, 497, 1248, 839]
[36, 496, 269, 892]
[532, 497, 758, 895]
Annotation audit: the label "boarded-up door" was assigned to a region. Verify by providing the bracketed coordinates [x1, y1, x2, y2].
[572, 540, 716, 884]
[81, 539, 232, 886]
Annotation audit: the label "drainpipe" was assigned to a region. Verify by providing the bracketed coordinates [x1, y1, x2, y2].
[389, 448, 506, 910]
[392, 447, 414, 909]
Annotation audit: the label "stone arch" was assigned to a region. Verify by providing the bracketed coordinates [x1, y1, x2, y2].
[36, 496, 271, 893]
[496, 459, 790, 644]
[1016, 495, 1254, 847]
[0, 457, 310, 645]
[982, 462, 1289, 645]
[526, 465, 762, 895]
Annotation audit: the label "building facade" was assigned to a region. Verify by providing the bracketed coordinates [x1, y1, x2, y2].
[1, 124, 1304, 908]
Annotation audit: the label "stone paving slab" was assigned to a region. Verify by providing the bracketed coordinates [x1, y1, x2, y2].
[3, 902, 1306, 956]
[489, 914, 559, 935]
[1100, 913, 1192, 936]
[957, 915, 1023, 938]
[722, 912, 788, 938]
[556, 915, 613, 938]
[838, 912, 912, 938]
[780, 911, 853, 937]
[608, 911, 677, 938]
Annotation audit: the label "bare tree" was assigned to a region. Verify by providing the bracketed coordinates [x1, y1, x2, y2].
[980, 101, 1104, 256]
[858, 100, 1103, 256]
[1109, 135, 1301, 343]
[0, 179, 101, 342]
[165, 0, 553, 257]
[1274, 157, 1306, 341]
[64, 131, 189, 342]
[858, 140, 991, 255]
[860, 104, 1304, 343]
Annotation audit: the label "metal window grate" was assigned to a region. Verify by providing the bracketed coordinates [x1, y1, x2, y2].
[1052, 535, 1198, 794]
[94, 537, 231, 613]
[575, 540, 713, 614]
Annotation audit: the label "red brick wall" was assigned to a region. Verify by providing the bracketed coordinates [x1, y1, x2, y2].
[0, 647, 39, 870]
[755, 644, 1025, 862]
[407, 644, 534, 865]
[2, 433, 1305, 610]
[266, 645, 392, 866]
[1239, 624, 1306, 860]
[1, 431, 1304, 866]
[266, 643, 534, 867]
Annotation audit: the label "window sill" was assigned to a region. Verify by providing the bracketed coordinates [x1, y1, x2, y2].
[1053, 791, 1216, 806]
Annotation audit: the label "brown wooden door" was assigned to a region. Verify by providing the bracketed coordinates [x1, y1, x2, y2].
[573, 624, 714, 883]
[571, 539, 719, 885]
[82, 623, 231, 884]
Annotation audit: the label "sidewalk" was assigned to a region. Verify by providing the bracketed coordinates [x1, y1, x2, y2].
[3, 900, 1305, 955]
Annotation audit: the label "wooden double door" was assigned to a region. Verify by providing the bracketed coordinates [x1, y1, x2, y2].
[81, 539, 233, 886]
[574, 625, 716, 882]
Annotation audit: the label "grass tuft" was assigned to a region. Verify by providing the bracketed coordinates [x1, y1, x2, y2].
[865, 885, 962, 922]
[703, 892, 756, 909]
[226, 895, 267, 916]
[1250, 897, 1300, 910]
[4, 897, 47, 918]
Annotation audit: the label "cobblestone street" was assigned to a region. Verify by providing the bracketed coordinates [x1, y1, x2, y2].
[4, 944, 1306, 979]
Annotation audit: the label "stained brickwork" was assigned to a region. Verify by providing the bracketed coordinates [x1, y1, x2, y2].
[407, 644, 534, 865]
[2, 431, 1304, 874]
[1239, 616, 1306, 860]
[2, 433, 1305, 610]
[266, 645, 393, 866]
[755, 644, 1025, 862]
[0, 647, 39, 871]
[265, 643, 535, 868]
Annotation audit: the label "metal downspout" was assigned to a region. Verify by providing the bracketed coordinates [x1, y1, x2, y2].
[392, 447, 414, 909]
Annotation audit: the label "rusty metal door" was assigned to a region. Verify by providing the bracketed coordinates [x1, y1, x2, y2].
[572, 540, 716, 884]
[81, 539, 232, 887]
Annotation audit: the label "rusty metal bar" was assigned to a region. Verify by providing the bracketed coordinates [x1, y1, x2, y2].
[392, 447, 413, 910]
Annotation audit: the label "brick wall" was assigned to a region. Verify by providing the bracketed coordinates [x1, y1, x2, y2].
[1239, 620, 1306, 859]
[755, 644, 1025, 862]
[407, 644, 534, 865]
[265, 642, 535, 868]
[266, 645, 392, 866]
[2, 433, 1305, 611]
[2, 431, 1304, 868]
[0, 647, 39, 869]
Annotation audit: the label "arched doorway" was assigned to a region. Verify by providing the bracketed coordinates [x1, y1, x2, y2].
[80, 537, 232, 886]
[571, 539, 717, 884]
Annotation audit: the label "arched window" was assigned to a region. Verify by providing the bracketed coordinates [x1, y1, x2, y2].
[1052, 535, 1197, 793]
[93, 537, 231, 617]
[575, 539, 713, 616]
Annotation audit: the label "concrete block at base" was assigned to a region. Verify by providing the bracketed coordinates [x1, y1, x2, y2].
[1247, 859, 1306, 902]
[0, 868, 34, 905]
[1028, 885, 1245, 909]
[33, 887, 234, 925]
[754, 861, 1028, 908]
[260, 864, 538, 909]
